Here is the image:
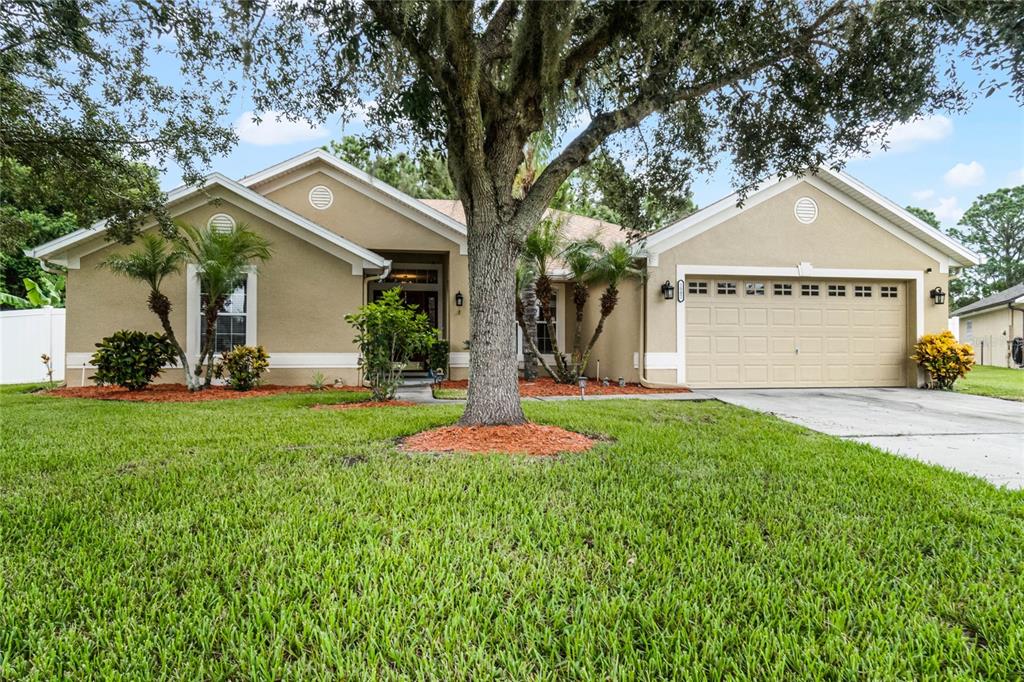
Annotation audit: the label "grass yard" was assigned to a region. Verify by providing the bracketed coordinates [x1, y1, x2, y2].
[1, 384, 1022, 679]
[432, 386, 468, 399]
[954, 365, 1024, 401]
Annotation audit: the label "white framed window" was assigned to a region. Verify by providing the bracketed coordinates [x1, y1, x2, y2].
[773, 283, 793, 296]
[745, 282, 765, 296]
[717, 281, 737, 295]
[308, 185, 334, 209]
[536, 291, 557, 354]
[880, 285, 898, 299]
[207, 213, 236, 233]
[186, 265, 257, 361]
[688, 281, 708, 295]
[854, 285, 873, 298]
[828, 284, 846, 297]
[801, 283, 820, 297]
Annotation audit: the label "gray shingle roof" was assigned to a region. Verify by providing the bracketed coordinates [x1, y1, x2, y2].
[951, 282, 1024, 316]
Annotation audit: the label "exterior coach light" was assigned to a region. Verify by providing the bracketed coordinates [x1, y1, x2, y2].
[929, 287, 946, 305]
[454, 291, 464, 307]
[661, 280, 675, 300]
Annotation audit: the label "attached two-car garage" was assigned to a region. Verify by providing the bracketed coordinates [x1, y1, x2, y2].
[684, 277, 907, 388]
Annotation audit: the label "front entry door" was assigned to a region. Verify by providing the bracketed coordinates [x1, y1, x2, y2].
[371, 287, 439, 370]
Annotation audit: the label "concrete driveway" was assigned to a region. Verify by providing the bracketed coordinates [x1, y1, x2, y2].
[709, 388, 1024, 489]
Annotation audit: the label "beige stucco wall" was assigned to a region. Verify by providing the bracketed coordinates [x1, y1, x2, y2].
[572, 279, 642, 383]
[65, 191, 366, 386]
[960, 306, 1016, 367]
[259, 168, 472, 359]
[643, 181, 950, 386]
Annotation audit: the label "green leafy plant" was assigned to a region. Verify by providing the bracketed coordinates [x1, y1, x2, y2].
[345, 288, 435, 401]
[0, 274, 64, 309]
[310, 371, 328, 391]
[912, 331, 975, 390]
[90, 330, 177, 391]
[214, 345, 270, 391]
[427, 338, 449, 376]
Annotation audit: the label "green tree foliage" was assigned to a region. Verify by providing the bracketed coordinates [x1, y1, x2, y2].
[906, 204, 972, 308]
[326, 137, 455, 199]
[151, 1, 1024, 423]
[0, 274, 64, 309]
[2, 0, 235, 245]
[345, 288, 436, 401]
[950, 186, 1024, 303]
[905, 206, 942, 230]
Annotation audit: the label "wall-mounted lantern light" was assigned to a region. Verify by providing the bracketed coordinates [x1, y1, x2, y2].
[929, 286, 946, 305]
[661, 280, 675, 300]
[454, 291, 464, 307]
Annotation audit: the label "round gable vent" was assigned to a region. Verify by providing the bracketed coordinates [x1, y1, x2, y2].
[207, 213, 236, 233]
[794, 197, 818, 224]
[309, 185, 334, 209]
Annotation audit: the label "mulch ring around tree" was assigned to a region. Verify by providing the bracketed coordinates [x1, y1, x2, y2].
[45, 384, 367, 402]
[399, 423, 599, 457]
[436, 377, 691, 397]
[312, 400, 419, 411]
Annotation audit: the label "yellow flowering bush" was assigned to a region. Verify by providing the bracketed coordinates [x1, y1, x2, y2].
[911, 331, 974, 389]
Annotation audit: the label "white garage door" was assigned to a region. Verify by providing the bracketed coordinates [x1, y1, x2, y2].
[685, 278, 907, 388]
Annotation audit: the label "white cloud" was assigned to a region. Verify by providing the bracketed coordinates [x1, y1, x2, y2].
[932, 196, 964, 224]
[943, 161, 986, 188]
[911, 189, 935, 202]
[234, 110, 329, 146]
[855, 115, 954, 159]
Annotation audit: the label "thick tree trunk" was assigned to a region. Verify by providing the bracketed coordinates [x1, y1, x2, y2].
[460, 225, 526, 426]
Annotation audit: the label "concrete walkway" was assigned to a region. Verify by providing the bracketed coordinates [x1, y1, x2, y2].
[710, 388, 1024, 489]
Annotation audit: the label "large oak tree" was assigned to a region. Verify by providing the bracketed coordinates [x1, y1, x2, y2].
[198, 1, 1019, 424]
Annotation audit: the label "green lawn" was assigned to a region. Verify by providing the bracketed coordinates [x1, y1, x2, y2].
[1, 385, 1021, 679]
[955, 365, 1024, 401]
[432, 386, 468, 400]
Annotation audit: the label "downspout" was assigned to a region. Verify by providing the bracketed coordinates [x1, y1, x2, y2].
[638, 271, 687, 389]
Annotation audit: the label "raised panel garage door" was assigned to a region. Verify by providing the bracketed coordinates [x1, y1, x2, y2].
[685, 278, 907, 388]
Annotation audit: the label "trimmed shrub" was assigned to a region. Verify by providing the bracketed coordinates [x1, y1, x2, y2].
[91, 330, 177, 390]
[912, 331, 975, 389]
[214, 345, 270, 391]
[346, 288, 435, 401]
[427, 338, 450, 376]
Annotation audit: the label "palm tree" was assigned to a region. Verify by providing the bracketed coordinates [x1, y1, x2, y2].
[175, 222, 272, 387]
[101, 233, 197, 389]
[577, 242, 644, 375]
[521, 215, 572, 379]
[562, 238, 600, 365]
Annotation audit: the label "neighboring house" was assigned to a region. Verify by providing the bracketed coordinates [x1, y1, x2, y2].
[28, 149, 981, 388]
[952, 283, 1024, 368]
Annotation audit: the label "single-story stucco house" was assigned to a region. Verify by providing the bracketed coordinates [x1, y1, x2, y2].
[29, 149, 982, 388]
[952, 283, 1024, 368]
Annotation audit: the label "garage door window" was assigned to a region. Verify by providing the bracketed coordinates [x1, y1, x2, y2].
[854, 285, 873, 298]
[880, 285, 898, 298]
[688, 281, 708, 295]
[801, 284, 820, 296]
[745, 282, 765, 296]
[773, 283, 792, 296]
[717, 282, 737, 295]
[828, 284, 846, 297]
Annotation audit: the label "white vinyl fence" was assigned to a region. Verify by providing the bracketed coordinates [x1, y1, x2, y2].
[0, 307, 65, 384]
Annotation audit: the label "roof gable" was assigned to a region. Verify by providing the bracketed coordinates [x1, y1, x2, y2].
[644, 168, 981, 271]
[28, 174, 390, 275]
[241, 149, 468, 254]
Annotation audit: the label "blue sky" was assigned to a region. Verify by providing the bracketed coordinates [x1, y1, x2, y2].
[158, 60, 1024, 230]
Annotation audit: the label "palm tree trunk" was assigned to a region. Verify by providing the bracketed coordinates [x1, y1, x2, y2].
[148, 290, 200, 391]
[521, 278, 539, 380]
[571, 281, 588, 363]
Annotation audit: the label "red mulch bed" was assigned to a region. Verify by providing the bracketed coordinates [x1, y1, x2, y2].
[312, 400, 419, 411]
[438, 377, 690, 397]
[400, 423, 597, 457]
[45, 384, 367, 402]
